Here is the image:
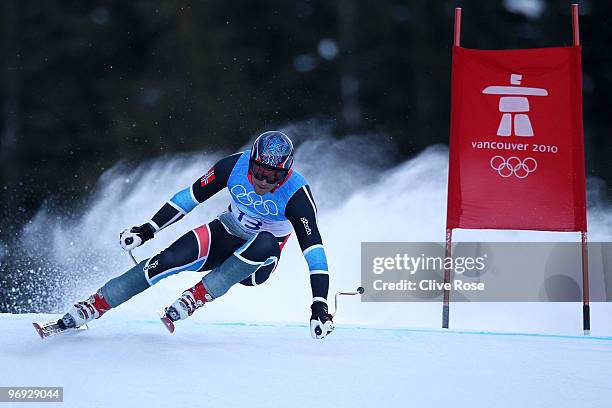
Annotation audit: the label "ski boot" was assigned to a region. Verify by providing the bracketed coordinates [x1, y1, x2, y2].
[161, 281, 211, 333]
[58, 289, 111, 329]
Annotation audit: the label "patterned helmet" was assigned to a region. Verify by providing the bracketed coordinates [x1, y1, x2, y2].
[250, 131, 294, 171]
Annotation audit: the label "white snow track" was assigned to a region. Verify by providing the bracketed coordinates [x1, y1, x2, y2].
[2, 313, 611, 408]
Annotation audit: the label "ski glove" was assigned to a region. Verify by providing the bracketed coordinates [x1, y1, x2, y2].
[119, 223, 155, 251]
[310, 301, 334, 339]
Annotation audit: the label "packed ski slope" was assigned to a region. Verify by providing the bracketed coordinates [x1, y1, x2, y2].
[1, 313, 612, 408]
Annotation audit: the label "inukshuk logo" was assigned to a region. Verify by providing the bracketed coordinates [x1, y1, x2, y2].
[479, 73, 549, 179]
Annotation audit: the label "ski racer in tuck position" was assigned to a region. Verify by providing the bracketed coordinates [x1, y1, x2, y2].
[59, 131, 334, 338]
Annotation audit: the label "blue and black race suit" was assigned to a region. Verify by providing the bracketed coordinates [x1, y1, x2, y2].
[140, 151, 330, 303]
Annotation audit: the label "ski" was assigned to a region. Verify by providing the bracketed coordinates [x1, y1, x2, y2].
[32, 321, 88, 339]
[158, 311, 176, 334]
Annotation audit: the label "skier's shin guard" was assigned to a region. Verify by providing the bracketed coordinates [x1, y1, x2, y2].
[101, 260, 151, 308]
[202, 232, 279, 299]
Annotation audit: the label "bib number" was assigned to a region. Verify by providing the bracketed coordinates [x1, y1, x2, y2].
[237, 210, 263, 231]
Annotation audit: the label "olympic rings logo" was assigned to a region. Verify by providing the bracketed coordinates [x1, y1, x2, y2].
[230, 184, 279, 216]
[489, 156, 538, 179]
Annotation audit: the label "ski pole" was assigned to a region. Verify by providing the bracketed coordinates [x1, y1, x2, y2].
[128, 250, 138, 265]
[122, 234, 140, 265]
[332, 286, 364, 318]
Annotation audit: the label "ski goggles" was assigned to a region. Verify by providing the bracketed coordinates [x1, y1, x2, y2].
[249, 160, 289, 184]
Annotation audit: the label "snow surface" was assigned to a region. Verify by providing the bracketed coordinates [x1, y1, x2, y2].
[1, 313, 611, 408]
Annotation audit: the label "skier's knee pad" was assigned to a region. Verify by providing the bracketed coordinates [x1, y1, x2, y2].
[239, 256, 278, 286]
[240, 261, 277, 286]
[102, 259, 151, 308]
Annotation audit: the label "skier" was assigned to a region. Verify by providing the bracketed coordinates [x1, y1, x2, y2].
[58, 131, 334, 339]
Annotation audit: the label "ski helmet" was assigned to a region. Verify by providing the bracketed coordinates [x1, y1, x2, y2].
[249, 131, 294, 184]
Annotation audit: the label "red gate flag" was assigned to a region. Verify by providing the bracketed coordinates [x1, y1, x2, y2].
[446, 46, 586, 232]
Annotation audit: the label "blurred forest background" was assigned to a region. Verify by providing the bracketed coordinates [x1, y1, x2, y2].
[0, 0, 611, 240]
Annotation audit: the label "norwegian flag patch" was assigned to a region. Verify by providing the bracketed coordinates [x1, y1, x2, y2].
[200, 168, 216, 186]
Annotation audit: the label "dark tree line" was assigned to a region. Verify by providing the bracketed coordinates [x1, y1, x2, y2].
[1, 0, 611, 240]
